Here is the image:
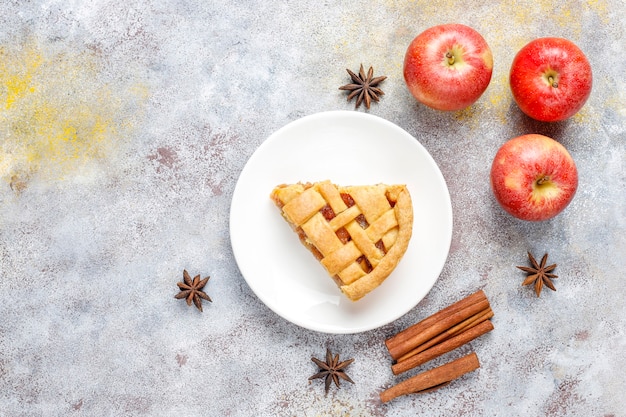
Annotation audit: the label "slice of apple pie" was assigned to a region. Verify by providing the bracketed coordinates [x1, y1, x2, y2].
[270, 180, 413, 301]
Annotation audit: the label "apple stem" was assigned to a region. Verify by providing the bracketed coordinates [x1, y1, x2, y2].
[536, 175, 551, 185]
[548, 75, 558, 88]
[446, 52, 455, 65]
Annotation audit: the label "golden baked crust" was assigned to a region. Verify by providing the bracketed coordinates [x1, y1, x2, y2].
[270, 180, 413, 301]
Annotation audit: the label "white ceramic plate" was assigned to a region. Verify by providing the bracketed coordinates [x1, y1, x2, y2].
[230, 111, 452, 334]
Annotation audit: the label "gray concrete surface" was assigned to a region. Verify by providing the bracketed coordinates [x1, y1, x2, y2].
[1, 1, 624, 416]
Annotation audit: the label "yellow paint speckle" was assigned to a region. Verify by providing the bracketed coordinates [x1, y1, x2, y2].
[0, 38, 145, 188]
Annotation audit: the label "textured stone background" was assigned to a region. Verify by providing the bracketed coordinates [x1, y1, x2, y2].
[1, 1, 624, 416]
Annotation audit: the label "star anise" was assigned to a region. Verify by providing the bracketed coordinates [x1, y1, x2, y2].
[175, 270, 212, 311]
[309, 348, 354, 394]
[517, 252, 558, 297]
[339, 64, 386, 109]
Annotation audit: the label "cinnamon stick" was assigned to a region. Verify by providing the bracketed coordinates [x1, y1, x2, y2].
[385, 290, 487, 354]
[392, 319, 493, 375]
[380, 352, 480, 403]
[387, 298, 490, 361]
[396, 307, 494, 363]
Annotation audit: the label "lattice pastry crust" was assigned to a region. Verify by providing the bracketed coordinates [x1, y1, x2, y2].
[270, 180, 413, 301]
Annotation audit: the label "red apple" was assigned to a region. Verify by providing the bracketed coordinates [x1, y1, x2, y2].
[490, 134, 578, 221]
[403, 24, 493, 111]
[509, 37, 592, 122]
